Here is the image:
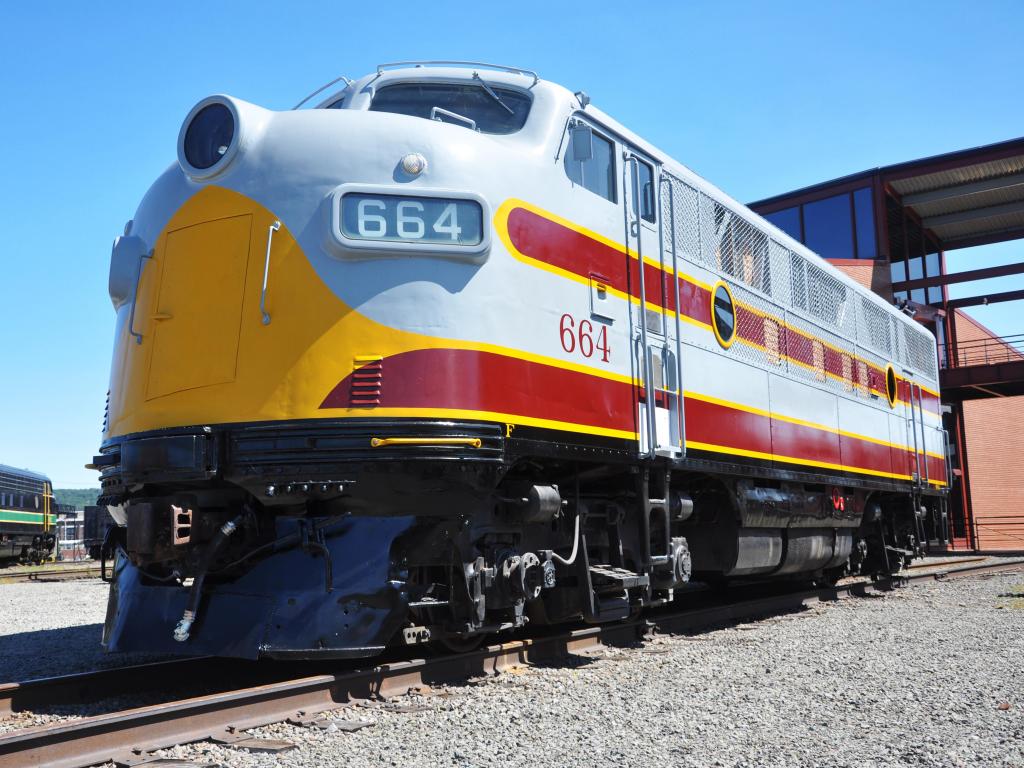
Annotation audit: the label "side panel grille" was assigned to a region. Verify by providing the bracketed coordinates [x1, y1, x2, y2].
[350, 356, 383, 406]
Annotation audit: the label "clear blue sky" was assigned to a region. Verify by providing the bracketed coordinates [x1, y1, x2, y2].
[1, 1, 1021, 487]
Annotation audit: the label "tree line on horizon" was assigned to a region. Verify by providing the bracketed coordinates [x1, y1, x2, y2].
[54, 488, 101, 509]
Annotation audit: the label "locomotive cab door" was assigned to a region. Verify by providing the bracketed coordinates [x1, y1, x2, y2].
[623, 149, 683, 458]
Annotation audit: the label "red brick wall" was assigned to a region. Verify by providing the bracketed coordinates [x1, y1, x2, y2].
[827, 259, 893, 296]
[954, 310, 1024, 551]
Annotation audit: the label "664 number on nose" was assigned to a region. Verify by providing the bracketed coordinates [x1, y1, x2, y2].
[340, 193, 483, 246]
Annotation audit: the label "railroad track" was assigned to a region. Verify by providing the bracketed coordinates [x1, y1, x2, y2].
[904, 555, 987, 571]
[2, 557, 1022, 768]
[0, 565, 101, 584]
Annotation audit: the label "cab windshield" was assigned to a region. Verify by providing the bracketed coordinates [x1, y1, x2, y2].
[369, 82, 531, 134]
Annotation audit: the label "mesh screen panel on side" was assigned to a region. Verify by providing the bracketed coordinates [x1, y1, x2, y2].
[659, 172, 938, 388]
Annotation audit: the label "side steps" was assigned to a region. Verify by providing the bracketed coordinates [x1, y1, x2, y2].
[578, 545, 650, 624]
[589, 564, 650, 591]
[587, 564, 649, 622]
[575, 466, 685, 623]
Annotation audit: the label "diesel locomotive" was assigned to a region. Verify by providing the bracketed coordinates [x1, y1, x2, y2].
[91, 61, 948, 659]
[0, 464, 57, 564]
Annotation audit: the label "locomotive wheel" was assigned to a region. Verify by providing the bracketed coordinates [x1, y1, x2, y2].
[813, 566, 846, 589]
[431, 633, 485, 655]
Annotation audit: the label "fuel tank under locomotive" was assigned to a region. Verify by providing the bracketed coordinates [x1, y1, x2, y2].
[681, 480, 861, 579]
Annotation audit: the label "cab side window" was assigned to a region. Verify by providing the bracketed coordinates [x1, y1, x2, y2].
[564, 125, 617, 203]
[635, 159, 656, 223]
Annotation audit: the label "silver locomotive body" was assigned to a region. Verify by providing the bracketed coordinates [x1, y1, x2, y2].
[94, 62, 948, 658]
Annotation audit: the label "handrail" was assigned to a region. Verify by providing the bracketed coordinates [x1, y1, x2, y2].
[376, 61, 540, 84]
[660, 176, 685, 457]
[916, 384, 929, 485]
[942, 428, 954, 492]
[626, 154, 656, 459]
[944, 332, 1024, 368]
[370, 437, 481, 448]
[260, 221, 281, 326]
[905, 376, 921, 485]
[430, 106, 476, 130]
[128, 250, 154, 344]
[292, 74, 353, 110]
[952, 332, 1024, 347]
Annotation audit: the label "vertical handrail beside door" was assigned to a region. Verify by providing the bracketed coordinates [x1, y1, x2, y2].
[660, 176, 685, 457]
[942, 428, 953, 493]
[941, 427, 954, 543]
[905, 373, 921, 485]
[625, 153, 656, 459]
[915, 384, 930, 486]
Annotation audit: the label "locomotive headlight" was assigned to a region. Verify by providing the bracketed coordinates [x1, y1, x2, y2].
[400, 152, 428, 176]
[177, 95, 265, 181]
[183, 103, 234, 170]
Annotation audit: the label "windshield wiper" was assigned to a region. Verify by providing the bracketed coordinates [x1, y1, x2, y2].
[472, 72, 514, 115]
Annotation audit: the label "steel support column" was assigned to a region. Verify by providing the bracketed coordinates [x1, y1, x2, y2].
[953, 401, 976, 550]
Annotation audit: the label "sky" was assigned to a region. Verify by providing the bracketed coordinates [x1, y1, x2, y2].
[0, 1, 1021, 487]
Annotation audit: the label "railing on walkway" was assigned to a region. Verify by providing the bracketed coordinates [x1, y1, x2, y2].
[942, 332, 1024, 369]
[972, 515, 1024, 551]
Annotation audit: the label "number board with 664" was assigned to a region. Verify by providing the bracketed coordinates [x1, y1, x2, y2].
[341, 193, 483, 246]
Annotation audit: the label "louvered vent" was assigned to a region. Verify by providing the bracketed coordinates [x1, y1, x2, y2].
[350, 356, 383, 406]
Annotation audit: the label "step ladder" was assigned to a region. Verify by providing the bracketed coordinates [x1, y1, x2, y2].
[588, 564, 650, 592]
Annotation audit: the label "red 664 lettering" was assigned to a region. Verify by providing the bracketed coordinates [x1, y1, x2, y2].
[559, 314, 610, 363]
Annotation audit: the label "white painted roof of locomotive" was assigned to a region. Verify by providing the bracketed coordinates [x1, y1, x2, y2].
[321, 65, 935, 355]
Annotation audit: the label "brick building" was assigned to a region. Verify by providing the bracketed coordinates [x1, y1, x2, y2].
[950, 311, 1024, 549]
[750, 138, 1024, 551]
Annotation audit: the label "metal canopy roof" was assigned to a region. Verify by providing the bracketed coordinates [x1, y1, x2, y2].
[884, 138, 1024, 250]
[750, 136, 1024, 252]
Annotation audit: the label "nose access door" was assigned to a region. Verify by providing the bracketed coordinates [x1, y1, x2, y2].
[146, 214, 253, 400]
[624, 151, 683, 458]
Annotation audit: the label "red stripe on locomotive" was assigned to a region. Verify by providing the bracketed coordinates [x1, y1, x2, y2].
[319, 348, 944, 484]
[320, 348, 637, 435]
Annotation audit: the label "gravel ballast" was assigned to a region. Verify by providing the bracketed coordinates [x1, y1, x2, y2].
[0, 579, 115, 681]
[148, 571, 1023, 768]
[2, 569, 1022, 767]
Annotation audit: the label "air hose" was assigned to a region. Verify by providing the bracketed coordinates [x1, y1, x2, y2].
[546, 512, 581, 567]
[173, 515, 243, 643]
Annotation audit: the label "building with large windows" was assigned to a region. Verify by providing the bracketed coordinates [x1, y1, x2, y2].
[750, 137, 1024, 551]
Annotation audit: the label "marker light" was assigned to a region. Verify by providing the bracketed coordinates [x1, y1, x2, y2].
[401, 152, 428, 175]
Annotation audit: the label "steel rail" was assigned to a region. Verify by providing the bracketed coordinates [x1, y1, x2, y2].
[0, 566, 101, 584]
[2, 558, 1022, 768]
[904, 558, 1024, 581]
[903, 556, 987, 571]
[1, 658, 235, 719]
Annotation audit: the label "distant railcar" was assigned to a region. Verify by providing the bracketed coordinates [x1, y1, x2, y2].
[83, 504, 115, 561]
[0, 464, 57, 564]
[92, 62, 948, 660]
